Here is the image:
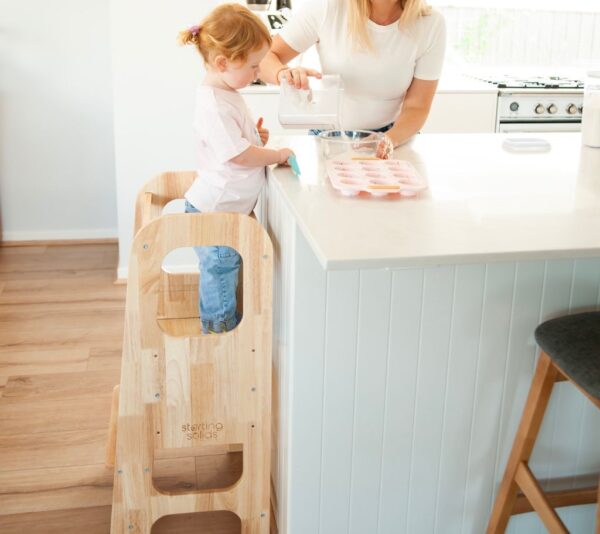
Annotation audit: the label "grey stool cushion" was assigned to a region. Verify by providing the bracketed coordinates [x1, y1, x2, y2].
[534, 311, 600, 402]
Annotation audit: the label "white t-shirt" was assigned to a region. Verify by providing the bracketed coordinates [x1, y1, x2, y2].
[185, 85, 265, 215]
[279, 0, 446, 130]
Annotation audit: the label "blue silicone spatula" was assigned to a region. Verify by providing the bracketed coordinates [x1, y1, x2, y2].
[288, 154, 301, 177]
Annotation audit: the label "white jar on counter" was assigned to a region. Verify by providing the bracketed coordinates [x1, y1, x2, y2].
[581, 70, 600, 148]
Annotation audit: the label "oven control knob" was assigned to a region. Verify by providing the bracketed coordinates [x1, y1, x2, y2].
[547, 104, 558, 114]
[535, 104, 545, 114]
[567, 104, 579, 115]
[509, 101, 519, 112]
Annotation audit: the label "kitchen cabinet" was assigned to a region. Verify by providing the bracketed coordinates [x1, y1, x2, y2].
[242, 82, 498, 135]
[264, 133, 600, 534]
[422, 92, 497, 133]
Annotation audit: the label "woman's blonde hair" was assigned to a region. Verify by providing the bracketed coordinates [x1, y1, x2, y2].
[178, 3, 272, 63]
[348, 0, 432, 51]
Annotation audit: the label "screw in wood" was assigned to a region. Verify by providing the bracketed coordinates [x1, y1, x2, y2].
[261, 512, 266, 518]
[128, 525, 134, 530]
[154, 393, 160, 399]
[117, 469, 123, 475]
[144, 467, 150, 473]
[251, 386, 256, 392]
[143, 243, 149, 250]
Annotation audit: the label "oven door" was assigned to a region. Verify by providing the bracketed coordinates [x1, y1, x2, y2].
[498, 122, 581, 133]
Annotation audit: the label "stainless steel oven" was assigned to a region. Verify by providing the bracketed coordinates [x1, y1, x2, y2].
[472, 75, 584, 133]
[497, 90, 583, 133]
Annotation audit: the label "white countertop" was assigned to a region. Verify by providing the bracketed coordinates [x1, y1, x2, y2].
[268, 133, 600, 269]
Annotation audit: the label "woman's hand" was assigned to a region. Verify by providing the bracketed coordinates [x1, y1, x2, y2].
[256, 117, 269, 145]
[376, 134, 394, 159]
[278, 66, 322, 90]
[362, 132, 395, 159]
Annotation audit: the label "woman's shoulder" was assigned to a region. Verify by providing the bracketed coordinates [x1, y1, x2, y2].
[415, 8, 445, 31]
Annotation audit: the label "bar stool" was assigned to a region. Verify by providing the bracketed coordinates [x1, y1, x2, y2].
[487, 311, 600, 534]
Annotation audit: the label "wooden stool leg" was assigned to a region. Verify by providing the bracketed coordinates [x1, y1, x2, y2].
[105, 384, 119, 467]
[486, 352, 560, 534]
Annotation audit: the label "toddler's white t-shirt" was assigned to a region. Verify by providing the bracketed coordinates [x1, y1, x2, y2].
[185, 85, 265, 215]
[279, 0, 446, 130]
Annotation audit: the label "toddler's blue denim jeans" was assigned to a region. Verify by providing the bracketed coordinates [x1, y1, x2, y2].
[184, 200, 241, 334]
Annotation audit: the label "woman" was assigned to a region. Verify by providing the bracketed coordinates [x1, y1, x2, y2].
[260, 0, 446, 157]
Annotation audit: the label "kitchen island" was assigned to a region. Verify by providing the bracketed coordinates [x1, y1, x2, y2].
[264, 133, 600, 534]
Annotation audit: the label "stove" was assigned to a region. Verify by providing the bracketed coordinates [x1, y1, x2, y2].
[472, 74, 584, 133]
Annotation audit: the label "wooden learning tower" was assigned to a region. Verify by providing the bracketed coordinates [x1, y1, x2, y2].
[108, 172, 273, 533]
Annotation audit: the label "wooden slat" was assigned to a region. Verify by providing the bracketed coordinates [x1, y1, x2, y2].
[156, 317, 203, 337]
[486, 353, 559, 533]
[105, 385, 119, 467]
[157, 271, 199, 320]
[514, 462, 568, 533]
[194, 451, 243, 490]
[513, 485, 598, 514]
[0, 506, 258, 534]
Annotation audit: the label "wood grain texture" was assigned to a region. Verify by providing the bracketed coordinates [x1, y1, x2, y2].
[0, 243, 125, 524]
[0, 239, 276, 533]
[111, 172, 273, 533]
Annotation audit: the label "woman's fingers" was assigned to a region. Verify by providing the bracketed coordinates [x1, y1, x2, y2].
[298, 70, 310, 90]
[376, 135, 394, 159]
[282, 67, 323, 90]
[305, 68, 323, 80]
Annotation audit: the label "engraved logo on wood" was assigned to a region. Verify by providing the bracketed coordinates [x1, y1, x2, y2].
[181, 422, 224, 441]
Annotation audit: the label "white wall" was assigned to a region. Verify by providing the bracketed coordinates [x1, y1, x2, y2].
[110, 0, 241, 278]
[0, 0, 118, 240]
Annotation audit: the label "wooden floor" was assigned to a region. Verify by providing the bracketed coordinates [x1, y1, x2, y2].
[0, 243, 269, 533]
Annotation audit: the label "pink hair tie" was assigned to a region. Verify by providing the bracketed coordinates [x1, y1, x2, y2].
[189, 25, 200, 37]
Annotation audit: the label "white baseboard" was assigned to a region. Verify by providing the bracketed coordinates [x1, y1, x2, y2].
[2, 228, 118, 241]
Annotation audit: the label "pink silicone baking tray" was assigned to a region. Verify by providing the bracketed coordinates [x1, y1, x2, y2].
[326, 158, 427, 197]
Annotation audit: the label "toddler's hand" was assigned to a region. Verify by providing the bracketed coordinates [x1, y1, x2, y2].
[256, 117, 269, 145]
[277, 148, 295, 165]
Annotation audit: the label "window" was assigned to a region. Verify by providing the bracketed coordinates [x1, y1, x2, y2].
[290, 0, 600, 69]
[429, 0, 600, 68]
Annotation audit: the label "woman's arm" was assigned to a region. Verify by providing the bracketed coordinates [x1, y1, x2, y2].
[259, 35, 321, 89]
[385, 78, 438, 148]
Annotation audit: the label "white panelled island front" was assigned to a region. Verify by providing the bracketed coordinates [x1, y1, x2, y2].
[264, 133, 600, 534]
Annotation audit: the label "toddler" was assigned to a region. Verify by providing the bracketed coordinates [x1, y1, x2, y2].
[179, 3, 293, 334]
